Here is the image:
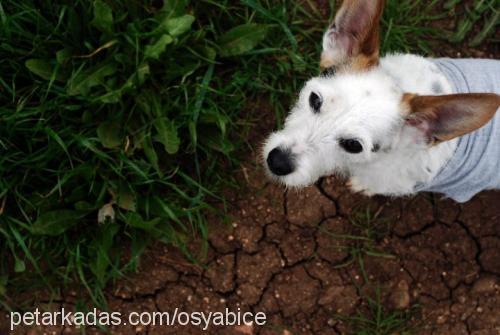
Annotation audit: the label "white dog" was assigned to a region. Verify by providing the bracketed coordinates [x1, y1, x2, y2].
[263, 0, 500, 203]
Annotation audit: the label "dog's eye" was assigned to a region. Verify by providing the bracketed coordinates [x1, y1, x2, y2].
[309, 92, 322, 113]
[339, 139, 363, 154]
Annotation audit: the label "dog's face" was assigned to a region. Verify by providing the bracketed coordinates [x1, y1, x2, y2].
[263, 0, 500, 188]
[264, 69, 404, 187]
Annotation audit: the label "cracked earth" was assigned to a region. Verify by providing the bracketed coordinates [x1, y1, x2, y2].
[5, 153, 500, 334]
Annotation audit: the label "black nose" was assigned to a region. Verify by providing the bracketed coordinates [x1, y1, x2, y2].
[267, 148, 294, 176]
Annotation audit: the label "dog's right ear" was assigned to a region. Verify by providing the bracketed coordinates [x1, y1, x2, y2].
[402, 93, 500, 145]
[321, 0, 385, 71]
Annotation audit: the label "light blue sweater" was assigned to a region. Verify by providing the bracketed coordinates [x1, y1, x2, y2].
[415, 58, 500, 203]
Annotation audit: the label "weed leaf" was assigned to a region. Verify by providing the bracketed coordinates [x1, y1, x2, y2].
[68, 62, 117, 96]
[96, 90, 122, 104]
[154, 118, 180, 154]
[25, 59, 54, 80]
[125, 212, 162, 232]
[145, 35, 174, 59]
[161, 15, 195, 37]
[31, 210, 85, 236]
[218, 24, 270, 57]
[97, 120, 122, 149]
[91, 0, 114, 34]
[116, 185, 136, 212]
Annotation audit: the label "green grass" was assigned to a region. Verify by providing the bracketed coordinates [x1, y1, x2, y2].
[382, 0, 444, 55]
[326, 207, 419, 335]
[327, 209, 418, 334]
[338, 288, 419, 335]
[0, 0, 325, 307]
[320, 206, 396, 282]
[446, 0, 499, 46]
[0, 0, 496, 308]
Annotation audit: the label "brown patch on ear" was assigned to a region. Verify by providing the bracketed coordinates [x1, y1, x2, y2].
[404, 93, 500, 144]
[320, 0, 385, 71]
[350, 53, 381, 72]
[400, 93, 416, 114]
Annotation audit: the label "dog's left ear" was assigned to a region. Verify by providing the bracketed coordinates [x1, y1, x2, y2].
[403, 93, 500, 145]
[321, 0, 385, 71]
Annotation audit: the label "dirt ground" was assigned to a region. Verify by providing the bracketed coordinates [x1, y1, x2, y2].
[5, 152, 500, 335]
[2, 2, 500, 335]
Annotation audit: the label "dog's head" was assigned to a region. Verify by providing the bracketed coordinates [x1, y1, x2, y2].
[263, 0, 500, 188]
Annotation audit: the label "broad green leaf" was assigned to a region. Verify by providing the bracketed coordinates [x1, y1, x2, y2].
[218, 24, 270, 57]
[161, 15, 195, 36]
[91, 0, 114, 34]
[25, 59, 54, 80]
[31, 210, 84, 236]
[68, 62, 117, 96]
[97, 120, 122, 149]
[125, 212, 162, 231]
[144, 35, 174, 59]
[154, 118, 180, 154]
[115, 185, 136, 212]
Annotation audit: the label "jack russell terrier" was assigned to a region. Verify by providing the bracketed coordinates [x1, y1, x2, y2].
[263, 0, 500, 203]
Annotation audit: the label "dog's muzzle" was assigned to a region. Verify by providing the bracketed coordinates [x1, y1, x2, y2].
[266, 148, 295, 176]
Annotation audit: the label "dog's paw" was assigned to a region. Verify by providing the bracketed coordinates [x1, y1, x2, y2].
[347, 177, 374, 197]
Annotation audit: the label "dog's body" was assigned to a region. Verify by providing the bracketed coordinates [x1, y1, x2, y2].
[263, 0, 500, 202]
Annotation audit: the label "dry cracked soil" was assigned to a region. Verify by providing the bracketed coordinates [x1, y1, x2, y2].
[3, 137, 500, 335]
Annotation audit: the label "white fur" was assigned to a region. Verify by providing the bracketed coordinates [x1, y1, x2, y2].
[263, 53, 457, 196]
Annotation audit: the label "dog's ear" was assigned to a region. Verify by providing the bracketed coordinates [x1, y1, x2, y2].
[321, 0, 385, 71]
[402, 93, 500, 145]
